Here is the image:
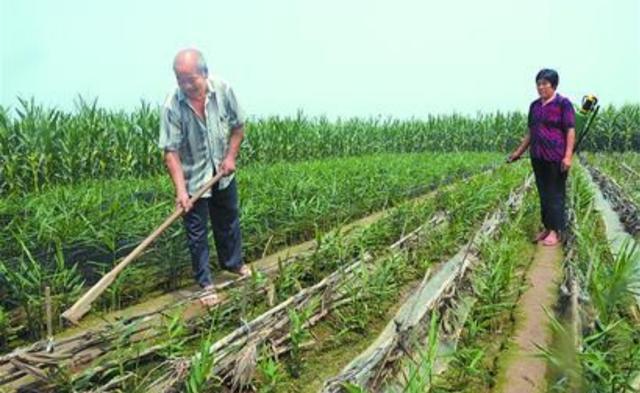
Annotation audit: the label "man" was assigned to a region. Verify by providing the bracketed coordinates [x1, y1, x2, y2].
[159, 49, 250, 306]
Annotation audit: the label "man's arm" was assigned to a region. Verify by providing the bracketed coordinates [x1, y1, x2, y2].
[219, 83, 246, 176]
[165, 151, 192, 211]
[220, 126, 245, 175]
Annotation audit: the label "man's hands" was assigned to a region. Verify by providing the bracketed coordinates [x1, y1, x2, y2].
[175, 155, 237, 213]
[165, 152, 192, 212]
[176, 190, 193, 212]
[219, 156, 236, 176]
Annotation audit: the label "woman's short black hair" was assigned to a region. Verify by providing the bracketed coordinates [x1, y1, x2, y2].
[536, 68, 559, 88]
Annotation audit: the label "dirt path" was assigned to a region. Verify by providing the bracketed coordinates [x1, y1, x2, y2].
[61, 238, 317, 337]
[496, 243, 563, 393]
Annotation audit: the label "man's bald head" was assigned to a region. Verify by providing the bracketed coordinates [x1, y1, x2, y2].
[173, 49, 209, 99]
[173, 49, 208, 77]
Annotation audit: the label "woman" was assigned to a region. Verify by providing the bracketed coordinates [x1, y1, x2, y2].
[509, 69, 576, 246]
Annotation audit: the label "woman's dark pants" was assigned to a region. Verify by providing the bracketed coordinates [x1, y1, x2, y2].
[531, 158, 568, 233]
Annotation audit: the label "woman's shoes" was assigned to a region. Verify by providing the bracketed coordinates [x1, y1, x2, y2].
[541, 231, 560, 246]
[533, 230, 550, 243]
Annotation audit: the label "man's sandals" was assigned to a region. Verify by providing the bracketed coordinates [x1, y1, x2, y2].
[230, 264, 251, 278]
[199, 285, 219, 307]
[199, 265, 252, 307]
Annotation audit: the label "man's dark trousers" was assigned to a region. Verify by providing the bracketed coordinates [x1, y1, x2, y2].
[183, 178, 242, 287]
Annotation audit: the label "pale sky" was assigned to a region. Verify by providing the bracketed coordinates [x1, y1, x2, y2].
[1, 0, 639, 118]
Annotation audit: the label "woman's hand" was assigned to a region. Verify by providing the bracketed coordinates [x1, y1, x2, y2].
[508, 135, 530, 164]
[507, 152, 521, 163]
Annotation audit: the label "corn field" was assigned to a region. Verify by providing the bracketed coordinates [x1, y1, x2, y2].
[1, 99, 639, 196]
